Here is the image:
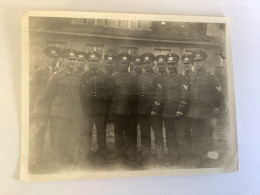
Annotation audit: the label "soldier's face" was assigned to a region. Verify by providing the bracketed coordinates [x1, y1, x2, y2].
[157, 63, 166, 73]
[88, 60, 100, 70]
[143, 61, 153, 72]
[76, 59, 86, 71]
[63, 57, 77, 71]
[134, 63, 142, 73]
[193, 59, 205, 70]
[45, 56, 58, 67]
[105, 61, 115, 71]
[183, 62, 192, 71]
[167, 62, 178, 73]
[119, 62, 129, 72]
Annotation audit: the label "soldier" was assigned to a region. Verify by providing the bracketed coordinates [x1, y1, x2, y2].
[132, 55, 143, 77]
[161, 53, 190, 165]
[29, 46, 60, 169]
[110, 53, 137, 162]
[81, 51, 110, 162]
[137, 53, 164, 164]
[43, 49, 84, 166]
[188, 50, 223, 165]
[156, 55, 168, 77]
[181, 54, 193, 82]
[76, 51, 87, 74]
[104, 53, 118, 76]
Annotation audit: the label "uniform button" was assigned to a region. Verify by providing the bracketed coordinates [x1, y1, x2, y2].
[142, 95, 144, 97]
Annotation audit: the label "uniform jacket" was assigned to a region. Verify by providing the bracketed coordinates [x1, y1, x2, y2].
[187, 69, 223, 118]
[110, 72, 137, 115]
[137, 71, 164, 115]
[161, 72, 190, 118]
[30, 65, 54, 116]
[43, 70, 85, 118]
[81, 69, 111, 115]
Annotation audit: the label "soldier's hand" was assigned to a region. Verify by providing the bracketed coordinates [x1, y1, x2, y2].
[175, 111, 183, 118]
[151, 111, 157, 116]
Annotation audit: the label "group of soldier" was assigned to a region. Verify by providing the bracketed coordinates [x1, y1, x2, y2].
[29, 46, 223, 171]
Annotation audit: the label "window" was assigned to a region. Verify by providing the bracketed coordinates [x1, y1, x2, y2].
[121, 47, 138, 56]
[46, 41, 67, 50]
[154, 48, 171, 55]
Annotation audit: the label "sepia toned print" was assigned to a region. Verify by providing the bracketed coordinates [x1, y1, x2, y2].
[20, 11, 238, 181]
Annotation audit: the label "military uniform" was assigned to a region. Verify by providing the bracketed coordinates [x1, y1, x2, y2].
[81, 51, 111, 159]
[133, 55, 143, 77]
[188, 50, 223, 162]
[110, 53, 137, 161]
[137, 53, 164, 161]
[43, 49, 84, 165]
[182, 54, 193, 83]
[158, 53, 190, 163]
[76, 51, 87, 74]
[29, 47, 60, 168]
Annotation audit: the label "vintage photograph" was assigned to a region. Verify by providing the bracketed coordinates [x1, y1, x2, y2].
[21, 11, 238, 181]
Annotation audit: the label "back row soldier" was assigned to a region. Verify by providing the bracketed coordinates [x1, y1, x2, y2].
[29, 47, 60, 169]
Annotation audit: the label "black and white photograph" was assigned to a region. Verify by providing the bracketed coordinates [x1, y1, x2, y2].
[20, 11, 238, 181]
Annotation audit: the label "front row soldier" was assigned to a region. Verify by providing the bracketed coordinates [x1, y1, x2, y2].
[43, 49, 84, 166]
[110, 53, 137, 162]
[81, 51, 110, 162]
[137, 53, 164, 164]
[188, 50, 223, 165]
[29, 46, 60, 169]
[160, 53, 190, 164]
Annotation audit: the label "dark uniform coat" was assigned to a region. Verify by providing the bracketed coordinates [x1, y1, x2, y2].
[30, 66, 54, 116]
[44, 70, 85, 118]
[161, 73, 190, 118]
[81, 70, 111, 115]
[137, 72, 164, 115]
[110, 72, 137, 116]
[188, 69, 223, 119]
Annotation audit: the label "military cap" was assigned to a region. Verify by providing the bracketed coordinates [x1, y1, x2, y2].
[141, 53, 155, 63]
[86, 51, 102, 61]
[191, 50, 207, 61]
[77, 51, 87, 60]
[118, 53, 132, 63]
[104, 53, 117, 62]
[133, 55, 142, 64]
[44, 47, 60, 57]
[165, 53, 180, 63]
[155, 55, 166, 64]
[181, 54, 192, 64]
[60, 49, 78, 59]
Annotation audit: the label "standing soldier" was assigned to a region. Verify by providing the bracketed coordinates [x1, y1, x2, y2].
[110, 53, 137, 162]
[188, 50, 223, 165]
[104, 53, 118, 76]
[137, 53, 164, 164]
[132, 55, 143, 77]
[161, 53, 190, 165]
[156, 55, 168, 77]
[43, 49, 84, 166]
[29, 46, 60, 169]
[76, 51, 87, 74]
[182, 54, 193, 82]
[81, 51, 110, 162]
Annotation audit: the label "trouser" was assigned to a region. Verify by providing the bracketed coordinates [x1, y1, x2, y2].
[31, 114, 48, 166]
[52, 117, 83, 164]
[139, 115, 163, 159]
[164, 117, 192, 161]
[190, 118, 214, 160]
[82, 115, 107, 155]
[113, 115, 137, 158]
